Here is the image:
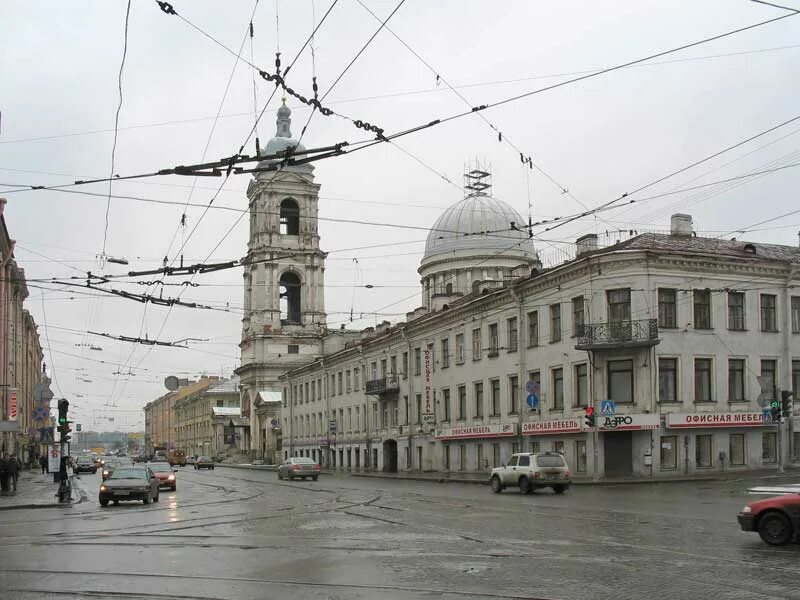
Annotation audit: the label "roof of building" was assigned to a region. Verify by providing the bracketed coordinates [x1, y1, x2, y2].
[212, 406, 241, 417]
[206, 375, 240, 395]
[422, 194, 536, 264]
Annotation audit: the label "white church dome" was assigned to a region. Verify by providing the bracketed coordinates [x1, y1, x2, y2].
[257, 99, 313, 174]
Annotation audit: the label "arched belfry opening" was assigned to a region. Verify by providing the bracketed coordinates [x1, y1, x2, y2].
[280, 198, 300, 235]
[279, 272, 302, 325]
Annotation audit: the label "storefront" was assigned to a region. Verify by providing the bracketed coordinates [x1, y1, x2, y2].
[521, 418, 586, 474]
[434, 423, 516, 472]
[599, 413, 660, 478]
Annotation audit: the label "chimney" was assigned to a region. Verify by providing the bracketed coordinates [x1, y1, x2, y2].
[670, 213, 693, 237]
[575, 234, 598, 257]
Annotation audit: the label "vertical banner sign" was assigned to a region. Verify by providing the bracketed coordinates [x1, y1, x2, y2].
[423, 350, 432, 415]
[8, 388, 18, 421]
[48, 445, 61, 473]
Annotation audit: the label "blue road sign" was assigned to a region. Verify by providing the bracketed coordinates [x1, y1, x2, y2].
[601, 400, 616, 416]
[527, 393, 539, 409]
[763, 408, 772, 424]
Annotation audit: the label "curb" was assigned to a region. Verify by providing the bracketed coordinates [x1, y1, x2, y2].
[0, 474, 87, 511]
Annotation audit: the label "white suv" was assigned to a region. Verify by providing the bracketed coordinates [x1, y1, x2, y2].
[489, 452, 571, 495]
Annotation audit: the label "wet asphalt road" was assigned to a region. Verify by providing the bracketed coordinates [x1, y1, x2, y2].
[0, 467, 798, 600]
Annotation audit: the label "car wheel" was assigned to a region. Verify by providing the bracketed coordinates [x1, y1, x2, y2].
[211, 466, 214, 470]
[312, 476, 318, 481]
[170, 486, 177, 492]
[553, 485, 567, 495]
[99, 498, 109, 507]
[758, 511, 794, 546]
[519, 476, 533, 495]
[490, 475, 503, 494]
[113, 500, 119, 506]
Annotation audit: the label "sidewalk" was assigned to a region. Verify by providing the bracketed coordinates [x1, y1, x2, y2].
[0, 469, 84, 510]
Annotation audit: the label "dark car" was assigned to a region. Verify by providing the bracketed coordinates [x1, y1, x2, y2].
[738, 493, 800, 545]
[148, 462, 177, 491]
[99, 467, 160, 506]
[194, 456, 214, 470]
[75, 456, 97, 474]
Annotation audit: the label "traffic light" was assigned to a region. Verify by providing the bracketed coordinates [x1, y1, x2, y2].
[584, 406, 595, 428]
[57, 398, 69, 425]
[58, 422, 72, 443]
[770, 400, 782, 423]
[781, 390, 794, 419]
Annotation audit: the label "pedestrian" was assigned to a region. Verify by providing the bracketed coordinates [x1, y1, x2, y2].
[8, 453, 19, 492]
[39, 454, 48, 474]
[0, 452, 9, 496]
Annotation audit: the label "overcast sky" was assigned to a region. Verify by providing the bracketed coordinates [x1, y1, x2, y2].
[1, 0, 799, 431]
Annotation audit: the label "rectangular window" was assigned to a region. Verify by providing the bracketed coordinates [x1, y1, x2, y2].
[792, 297, 800, 333]
[762, 431, 777, 464]
[575, 363, 588, 407]
[694, 289, 712, 330]
[474, 382, 484, 418]
[441, 338, 450, 369]
[472, 328, 482, 360]
[550, 304, 562, 343]
[477, 444, 484, 470]
[607, 288, 631, 324]
[492, 443, 501, 468]
[346, 370, 351, 392]
[728, 292, 745, 330]
[553, 440, 565, 454]
[572, 296, 585, 337]
[730, 433, 745, 466]
[403, 395, 409, 425]
[575, 440, 587, 473]
[659, 358, 678, 403]
[459, 445, 467, 472]
[488, 323, 499, 356]
[401, 353, 408, 379]
[444, 445, 451, 471]
[442, 388, 451, 421]
[490, 379, 500, 416]
[728, 359, 746, 403]
[338, 372, 343, 395]
[371, 361, 377, 380]
[373, 404, 379, 429]
[353, 368, 360, 391]
[457, 385, 467, 420]
[694, 358, 713, 403]
[509, 375, 519, 414]
[347, 407, 352, 432]
[380, 359, 387, 378]
[415, 394, 422, 425]
[507, 317, 518, 352]
[330, 374, 336, 396]
[793, 360, 800, 399]
[455, 333, 465, 364]
[761, 359, 777, 401]
[417, 446, 423, 470]
[660, 435, 678, 470]
[608, 359, 634, 404]
[528, 310, 539, 347]
[355, 406, 360, 431]
[696, 434, 712, 468]
[658, 289, 677, 329]
[552, 367, 564, 410]
[390, 355, 397, 376]
[760, 294, 777, 332]
[414, 348, 422, 376]
[288, 344, 299, 354]
[528, 440, 540, 454]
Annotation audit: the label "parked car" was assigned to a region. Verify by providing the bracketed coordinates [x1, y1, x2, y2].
[148, 462, 177, 491]
[277, 457, 321, 481]
[489, 452, 571, 495]
[75, 455, 97, 474]
[738, 493, 800, 545]
[99, 467, 160, 506]
[194, 456, 214, 470]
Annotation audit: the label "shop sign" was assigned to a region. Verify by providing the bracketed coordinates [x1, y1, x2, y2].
[8, 388, 17, 421]
[522, 418, 582, 436]
[599, 413, 660, 431]
[423, 349, 432, 415]
[435, 423, 516, 440]
[665, 412, 766, 428]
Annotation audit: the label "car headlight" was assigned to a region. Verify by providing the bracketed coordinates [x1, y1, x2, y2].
[741, 506, 752, 514]
[100, 485, 107, 492]
[167, 474, 175, 480]
[103, 471, 109, 476]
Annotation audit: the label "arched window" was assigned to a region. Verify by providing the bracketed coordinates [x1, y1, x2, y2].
[279, 271, 302, 325]
[279, 198, 300, 235]
[445, 282, 453, 294]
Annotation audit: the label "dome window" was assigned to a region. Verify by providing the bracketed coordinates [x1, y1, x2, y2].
[743, 243, 756, 255]
[280, 198, 300, 235]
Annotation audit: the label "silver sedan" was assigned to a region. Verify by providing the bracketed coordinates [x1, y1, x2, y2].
[277, 457, 321, 481]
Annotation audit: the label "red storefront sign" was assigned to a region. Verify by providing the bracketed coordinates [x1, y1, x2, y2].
[522, 419, 582, 435]
[665, 412, 765, 428]
[435, 423, 516, 440]
[8, 389, 17, 421]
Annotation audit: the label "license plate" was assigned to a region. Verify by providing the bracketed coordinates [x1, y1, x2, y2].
[116, 491, 130, 496]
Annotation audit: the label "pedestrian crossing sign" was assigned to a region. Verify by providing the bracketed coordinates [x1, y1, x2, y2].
[601, 400, 615, 416]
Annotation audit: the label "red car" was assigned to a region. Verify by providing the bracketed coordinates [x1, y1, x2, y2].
[738, 493, 800, 545]
[148, 462, 177, 491]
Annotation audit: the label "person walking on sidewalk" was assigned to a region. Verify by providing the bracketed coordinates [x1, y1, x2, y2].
[8, 453, 20, 492]
[0, 452, 9, 496]
[39, 454, 48, 474]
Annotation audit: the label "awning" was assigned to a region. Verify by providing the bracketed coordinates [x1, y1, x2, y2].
[257, 390, 282, 404]
[0, 421, 21, 433]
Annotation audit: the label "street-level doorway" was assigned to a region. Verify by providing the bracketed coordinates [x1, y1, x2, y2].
[382, 439, 398, 472]
[604, 431, 633, 477]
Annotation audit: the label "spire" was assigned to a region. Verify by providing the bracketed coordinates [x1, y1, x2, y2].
[275, 97, 292, 138]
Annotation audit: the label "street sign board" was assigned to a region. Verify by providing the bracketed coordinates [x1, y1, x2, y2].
[48, 445, 61, 473]
[526, 380, 540, 395]
[601, 400, 615, 416]
[526, 393, 539, 409]
[329, 420, 337, 433]
[763, 409, 773, 424]
[33, 406, 48, 422]
[76, 423, 82, 432]
[8, 388, 17, 421]
[40, 427, 54, 444]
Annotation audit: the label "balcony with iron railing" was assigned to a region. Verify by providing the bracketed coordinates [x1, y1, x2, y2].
[575, 319, 659, 351]
[365, 375, 400, 396]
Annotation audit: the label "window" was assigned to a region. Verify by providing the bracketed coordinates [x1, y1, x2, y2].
[353, 368, 360, 390]
[694, 358, 713, 403]
[696, 435, 712, 468]
[380, 359, 387, 378]
[417, 446, 423, 470]
[527, 310, 539, 347]
[373, 404, 379, 429]
[354, 406, 360, 431]
[457, 385, 467, 420]
[279, 271, 302, 325]
[728, 292, 745, 330]
[760, 294, 777, 332]
[729, 433, 745, 466]
[792, 297, 800, 333]
[659, 358, 678, 403]
[414, 348, 422, 376]
[572, 296, 585, 337]
[488, 324, 499, 356]
[575, 440, 587, 473]
[459, 445, 466, 471]
[444, 445, 451, 471]
[660, 435, 677, 470]
[507, 317, 518, 352]
[550, 304, 561, 343]
[509, 376, 519, 414]
[658, 289, 677, 329]
[288, 344, 299, 354]
[762, 431, 777, 464]
[346, 370, 351, 392]
[455, 333, 465, 363]
[607, 288, 631, 324]
[553, 440, 565, 454]
[728, 359, 746, 403]
[330, 374, 336, 396]
[793, 360, 800, 399]
[492, 443, 501, 468]
[347, 407, 352, 432]
[472, 328, 482, 360]
[608, 360, 633, 404]
[477, 444, 484, 470]
[442, 388, 451, 421]
[552, 367, 564, 410]
[338, 372, 343, 395]
[490, 379, 500, 416]
[403, 395, 409, 425]
[474, 382, 484, 418]
[441, 338, 450, 369]
[390, 355, 397, 376]
[760, 359, 777, 401]
[528, 440, 540, 454]
[415, 394, 422, 425]
[517, 454, 529, 467]
[693, 289, 712, 329]
[575, 363, 588, 407]
[279, 198, 300, 235]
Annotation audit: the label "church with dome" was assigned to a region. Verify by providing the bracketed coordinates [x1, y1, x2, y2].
[240, 100, 799, 480]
